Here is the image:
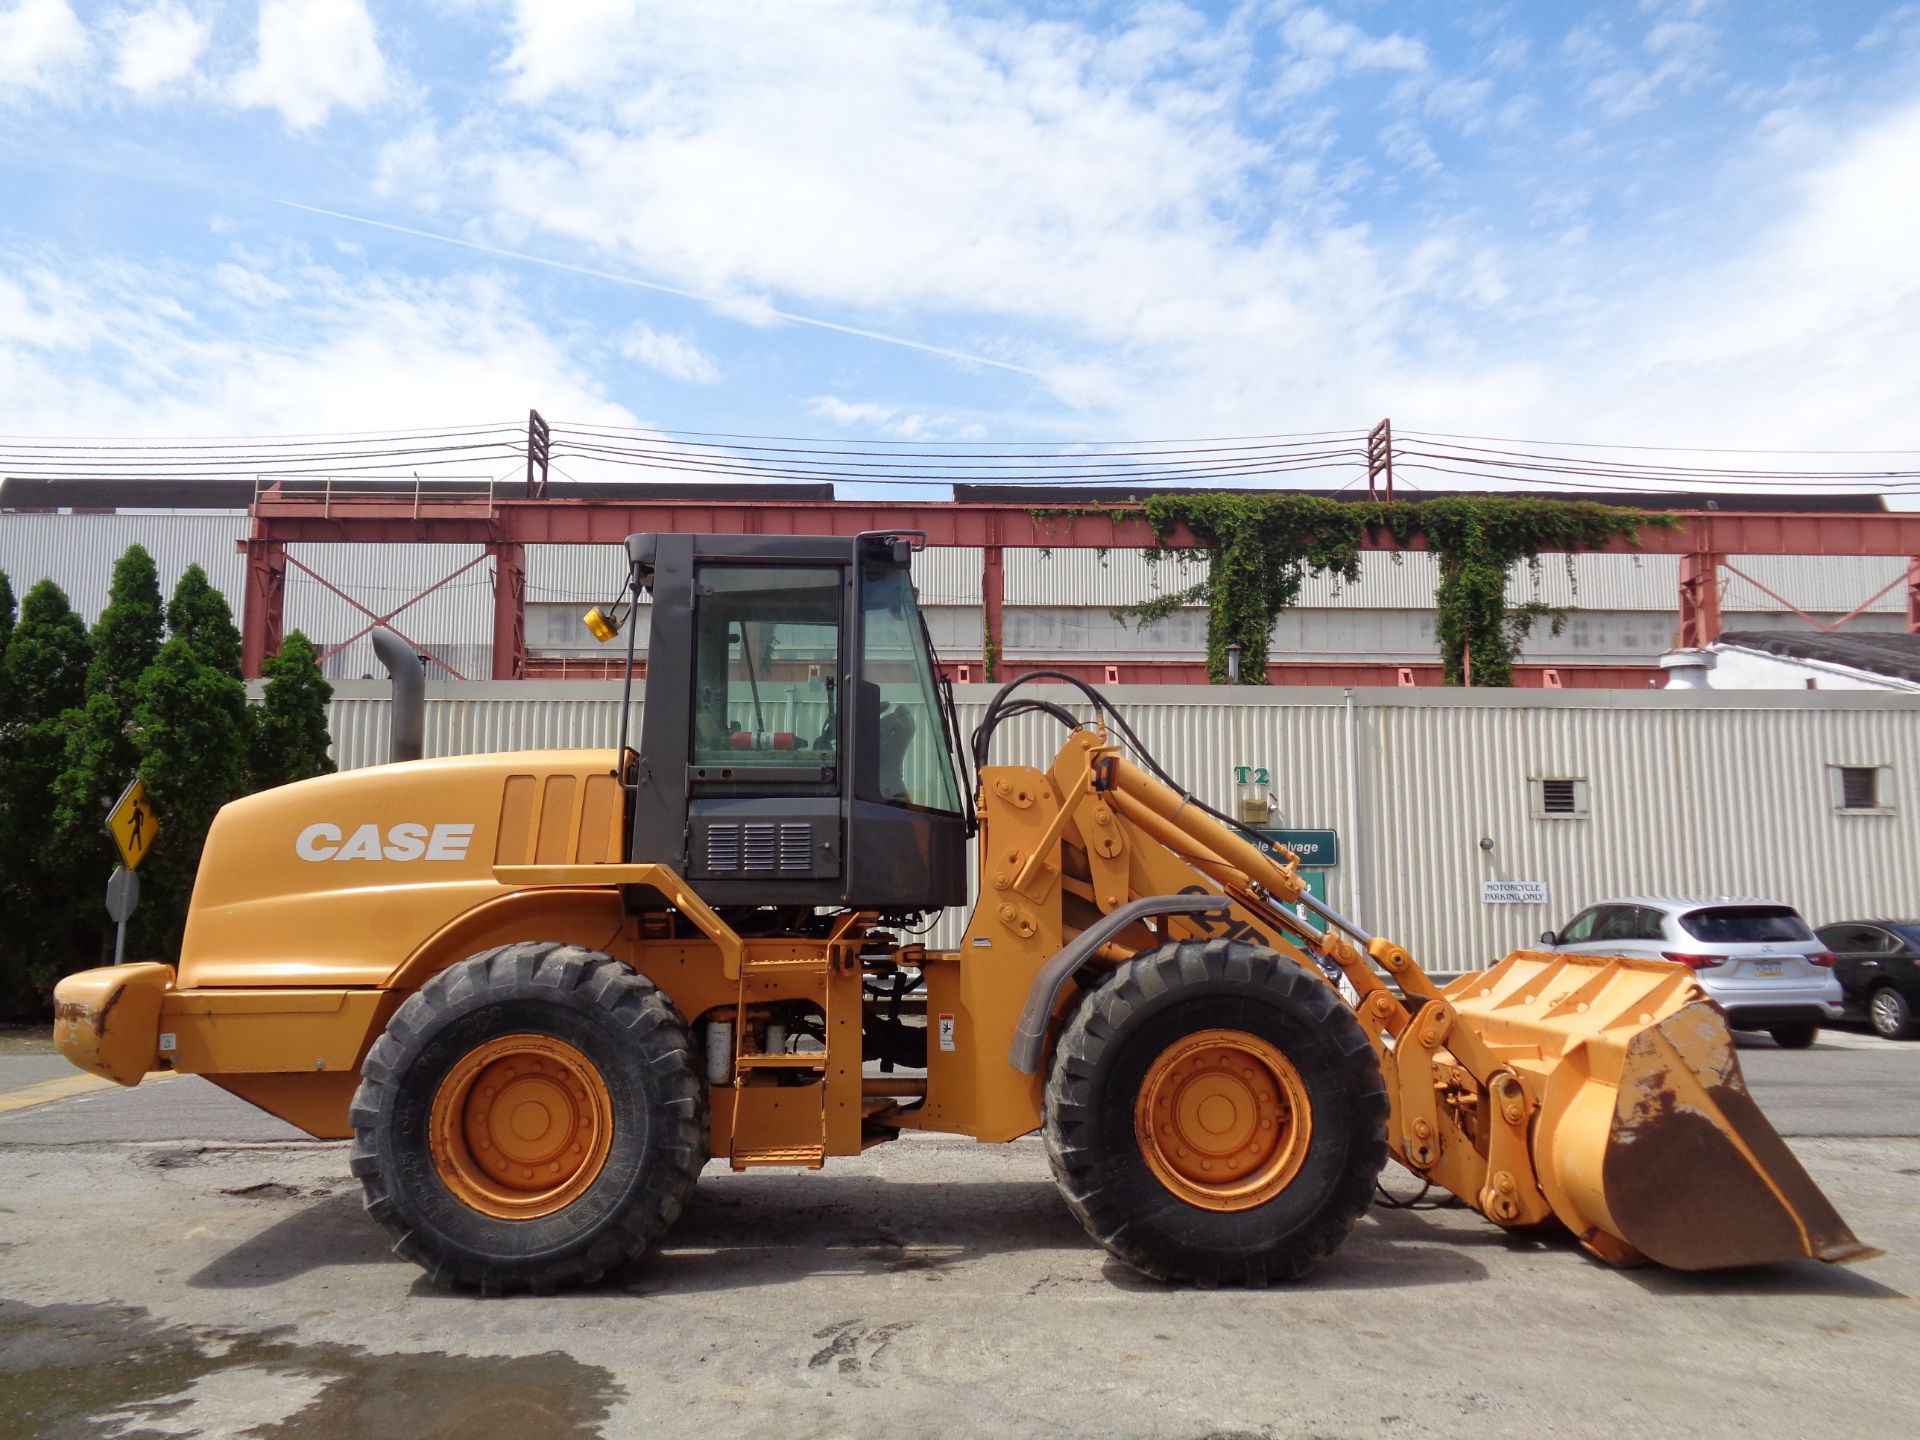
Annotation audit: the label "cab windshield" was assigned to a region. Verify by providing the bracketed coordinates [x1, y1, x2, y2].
[860, 564, 961, 814]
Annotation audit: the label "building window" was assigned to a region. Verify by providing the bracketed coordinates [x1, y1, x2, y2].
[1531, 776, 1588, 819]
[1832, 764, 1892, 814]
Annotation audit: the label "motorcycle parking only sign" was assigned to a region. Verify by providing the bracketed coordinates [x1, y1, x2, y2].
[1481, 881, 1548, 905]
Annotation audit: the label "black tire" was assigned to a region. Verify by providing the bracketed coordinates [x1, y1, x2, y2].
[1868, 986, 1917, 1041]
[1768, 1020, 1820, 1050]
[1043, 937, 1388, 1285]
[349, 941, 707, 1294]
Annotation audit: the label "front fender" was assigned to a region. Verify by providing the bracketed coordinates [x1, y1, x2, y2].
[53, 963, 171, 1085]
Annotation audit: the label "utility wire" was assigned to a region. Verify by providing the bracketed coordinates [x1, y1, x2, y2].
[3, 418, 1914, 498]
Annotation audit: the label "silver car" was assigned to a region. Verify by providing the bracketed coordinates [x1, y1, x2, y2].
[1539, 896, 1843, 1048]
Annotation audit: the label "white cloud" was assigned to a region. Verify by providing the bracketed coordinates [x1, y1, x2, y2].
[1281, 6, 1426, 71]
[498, 0, 644, 102]
[1563, 9, 1719, 119]
[1552, 96, 1920, 447]
[374, 126, 447, 209]
[0, 254, 637, 437]
[618, 322, 720, 383]
[1378, 117, 1441, 176]
[230, 0, 391, 131]
[469, 4, 1267, 341]
[805, 395, 983, 440]
[110, 2, 210, 95]
[1272, 4, 1427, 99]
[1859, 6, 1920, 52]
[0, 0, 90, 98]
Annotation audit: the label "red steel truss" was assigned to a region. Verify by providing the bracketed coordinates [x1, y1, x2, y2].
[241, 490, 1920, 683]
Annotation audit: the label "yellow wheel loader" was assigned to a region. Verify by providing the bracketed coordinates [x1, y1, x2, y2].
[52, 531, 1875, 1292]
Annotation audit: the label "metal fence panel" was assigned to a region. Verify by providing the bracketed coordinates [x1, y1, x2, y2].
[321, 683, 1920, 971]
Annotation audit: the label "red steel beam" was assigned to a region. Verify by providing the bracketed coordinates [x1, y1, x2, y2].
[242, 493, 1920, 686]
[522, 654, 1662, 689]
[489, 542, 527, 680]
[249, 494, 1920, 557]
[1677, 551, 1723, 648]
[238, 537, 286, 678]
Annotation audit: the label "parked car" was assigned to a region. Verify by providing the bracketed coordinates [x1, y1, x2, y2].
[1538, 897, 1842, 1048]
[1814, 921, 1920, 1040]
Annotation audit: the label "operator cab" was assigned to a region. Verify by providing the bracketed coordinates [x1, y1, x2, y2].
[621, 531, 968, 911]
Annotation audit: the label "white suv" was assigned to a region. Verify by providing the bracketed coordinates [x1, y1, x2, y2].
[1540, 897, 1843, 1048]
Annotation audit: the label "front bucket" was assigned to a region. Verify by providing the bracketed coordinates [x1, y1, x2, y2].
[1448, 953, 1878, 1270]
[1593, 1002, 1876, 1268]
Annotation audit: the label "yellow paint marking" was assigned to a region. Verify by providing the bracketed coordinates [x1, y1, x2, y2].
[0, 1069, 179, 1116]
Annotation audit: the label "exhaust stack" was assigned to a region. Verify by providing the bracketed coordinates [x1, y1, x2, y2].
[371, 627, 425, 764]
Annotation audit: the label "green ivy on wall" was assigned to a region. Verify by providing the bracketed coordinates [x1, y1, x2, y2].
[1033, 495, 1675, 686]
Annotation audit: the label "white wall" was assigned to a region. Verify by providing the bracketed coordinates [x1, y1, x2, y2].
[1708, 646, 1918, 692]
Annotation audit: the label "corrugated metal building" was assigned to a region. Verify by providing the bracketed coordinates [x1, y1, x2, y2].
[316, 681, 1919, 972]
[2, 510, 1911, 677]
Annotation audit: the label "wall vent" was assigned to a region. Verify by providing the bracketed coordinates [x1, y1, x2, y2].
[1531, 776, 1588, 819]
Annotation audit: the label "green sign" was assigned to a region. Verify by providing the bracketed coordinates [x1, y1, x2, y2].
[1256, 828, 1339, 868]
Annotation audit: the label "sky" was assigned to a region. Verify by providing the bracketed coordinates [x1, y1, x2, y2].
[3, 0, 1920, 469]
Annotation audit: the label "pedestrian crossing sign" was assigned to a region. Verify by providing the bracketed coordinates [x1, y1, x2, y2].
[107, 777, 160, 871]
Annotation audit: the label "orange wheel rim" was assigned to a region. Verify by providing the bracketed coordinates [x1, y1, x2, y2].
[1134, 1028, 1312, 1212]
[428, 1034, 613, 1220]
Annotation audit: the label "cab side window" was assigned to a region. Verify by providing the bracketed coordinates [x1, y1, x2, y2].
[691, 566, 842, 771]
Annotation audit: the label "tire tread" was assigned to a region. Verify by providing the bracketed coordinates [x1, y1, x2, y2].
[348, 940, 708, 1295]
[1042, 937, 1387, 1286]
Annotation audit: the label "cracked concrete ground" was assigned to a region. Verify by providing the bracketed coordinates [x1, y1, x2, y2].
[1, 1034, 1915, 1440]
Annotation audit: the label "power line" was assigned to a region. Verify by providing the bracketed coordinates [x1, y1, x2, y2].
[4, 416, 1915, 500]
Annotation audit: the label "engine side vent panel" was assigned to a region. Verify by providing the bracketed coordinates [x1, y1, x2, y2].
[742, 822, 778, 872]
[780, 823, 812, 871]
[706, 823, 743, 872]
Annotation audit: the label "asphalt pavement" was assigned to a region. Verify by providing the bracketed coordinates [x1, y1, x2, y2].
[1, 1028, 1916, 1440]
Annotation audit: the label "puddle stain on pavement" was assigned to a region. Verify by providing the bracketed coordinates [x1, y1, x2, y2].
[0, 1299, 622, 1440]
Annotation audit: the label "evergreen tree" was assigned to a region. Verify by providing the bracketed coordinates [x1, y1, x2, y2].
[167, 564, 242, 677]
[0, 569, 15, 675]
[0, 582, 94, 1015]
[54, 546, 167, 871]
[132, 636, 249, 958]
[251, 631, 337, 788]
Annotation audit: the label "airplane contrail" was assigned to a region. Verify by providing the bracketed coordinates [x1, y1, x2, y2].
[276, 200, 1041, 379]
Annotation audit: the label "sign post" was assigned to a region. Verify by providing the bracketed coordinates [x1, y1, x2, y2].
[104, 777, 159, 965]
[105, 866, 140, 965]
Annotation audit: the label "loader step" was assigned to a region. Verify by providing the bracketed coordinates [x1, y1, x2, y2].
[735, 1053, 826, 1070]
[744, 952, 831, 968]
[730, 1144, 825, 1169]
